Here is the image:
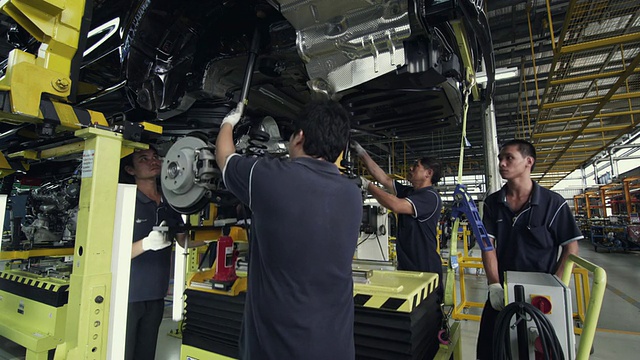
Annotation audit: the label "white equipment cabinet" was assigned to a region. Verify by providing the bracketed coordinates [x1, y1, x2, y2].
[505, 271, 576, 360]
[354, 199, 389, 261]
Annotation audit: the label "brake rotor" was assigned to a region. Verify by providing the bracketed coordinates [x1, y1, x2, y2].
[161, 136, 210, 214]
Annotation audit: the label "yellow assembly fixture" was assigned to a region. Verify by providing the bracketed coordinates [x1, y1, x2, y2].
[0, 0, 91, 118]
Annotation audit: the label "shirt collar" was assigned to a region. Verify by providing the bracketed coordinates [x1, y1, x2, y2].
[291, 157, 341, 174]
[136, 189, 156, 204]
[498, 180, 541, 206]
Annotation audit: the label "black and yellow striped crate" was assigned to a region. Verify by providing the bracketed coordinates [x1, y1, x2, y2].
[353, 270, 442, 360]
[353, 270, 439, 313]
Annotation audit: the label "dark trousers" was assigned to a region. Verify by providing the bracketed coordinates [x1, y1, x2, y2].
[476, 298, 500, 360]
[125, 299, 165, 360]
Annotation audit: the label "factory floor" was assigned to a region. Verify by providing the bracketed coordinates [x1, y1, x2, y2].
[1, 239, 639, 359]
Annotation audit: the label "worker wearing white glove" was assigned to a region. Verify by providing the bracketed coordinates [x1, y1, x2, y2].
[360, 176, 371, 191]
[141, 221, 171, 251]
[220, 103, 245, 128]
[216, 103, 246, 173]
[350, 140, 366, 157]
[488, 283, 505, 311]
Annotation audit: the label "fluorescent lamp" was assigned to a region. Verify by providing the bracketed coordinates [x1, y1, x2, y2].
[475, 67, 520, 84]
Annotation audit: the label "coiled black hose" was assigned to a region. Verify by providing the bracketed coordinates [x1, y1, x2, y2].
[493, 301, 565, 360]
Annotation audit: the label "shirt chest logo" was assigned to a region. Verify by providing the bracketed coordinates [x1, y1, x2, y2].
[135, 218, 148, 224]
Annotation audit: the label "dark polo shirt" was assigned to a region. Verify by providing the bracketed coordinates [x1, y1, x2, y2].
[223, 154, 361, 360]
[129, 190, 184, 302]
[393, 181, 443, 279]
[483, 181, 583, 283]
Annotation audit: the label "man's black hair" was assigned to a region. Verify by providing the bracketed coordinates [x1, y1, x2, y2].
[419, 156, 442, 185]
[292, 100, 351, 163]
[501, 139, 536, 171]
[118, 146, 159, 184]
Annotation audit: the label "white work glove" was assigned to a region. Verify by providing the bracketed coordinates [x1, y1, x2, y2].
[488, 283, 505, 311]
[360, 176, 371, 190]
[221, 103, 245, 128]
[350, 141, 366, 157]
[141, 221, 171, 251]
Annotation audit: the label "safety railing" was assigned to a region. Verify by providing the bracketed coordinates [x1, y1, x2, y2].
[561, 254, 607, 360]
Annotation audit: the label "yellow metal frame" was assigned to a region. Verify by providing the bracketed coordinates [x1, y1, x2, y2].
[450, 224, 484, 321]
[0, 247, 73, 260]
[571, 267, 590, 335]
[0, 284, 68, 360]
[0, 128, 146, 360]
[561, 254, 607, 360]
[528, 0, 640, 187]
[0, 0, 88, 117]
[622, 176, 640, 220]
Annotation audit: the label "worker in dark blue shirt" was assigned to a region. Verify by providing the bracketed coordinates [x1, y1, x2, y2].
[476, 139, 582, 360]
[216, 100, 361, 360]
[120, 147, 205, 360]
[353, 144, 443, 295]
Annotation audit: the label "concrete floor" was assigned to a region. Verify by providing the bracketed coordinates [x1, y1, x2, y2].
[2, 239, 639, 359]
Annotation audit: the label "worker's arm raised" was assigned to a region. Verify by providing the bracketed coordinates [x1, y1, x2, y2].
[366, 183, 414, 216]
[353, 142, 395, 194]
[215, 104, 244, 170]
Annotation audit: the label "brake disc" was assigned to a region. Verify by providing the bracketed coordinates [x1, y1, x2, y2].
[161, 136, 210, 214]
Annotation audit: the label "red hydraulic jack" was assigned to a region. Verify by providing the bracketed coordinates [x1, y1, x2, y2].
[212, 226, 238, 291]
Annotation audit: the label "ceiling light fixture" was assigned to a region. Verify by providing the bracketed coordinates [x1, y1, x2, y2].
[475, 67, 520, 84]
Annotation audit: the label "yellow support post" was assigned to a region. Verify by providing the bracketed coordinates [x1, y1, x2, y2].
[623, 179, 632, 221]
[53, 128, 127, 360]
[599, 187, 607, 218]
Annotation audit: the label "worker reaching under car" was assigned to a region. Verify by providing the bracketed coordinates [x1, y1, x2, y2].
[352, 142, 444, 300]
[119, 147, 207, 360]
[215, 100, 362, 359]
